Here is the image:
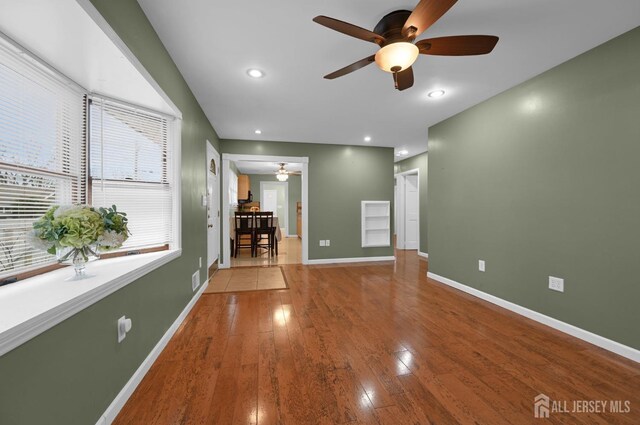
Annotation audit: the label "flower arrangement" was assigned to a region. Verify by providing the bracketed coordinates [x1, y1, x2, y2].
[30, 204, 130, 276]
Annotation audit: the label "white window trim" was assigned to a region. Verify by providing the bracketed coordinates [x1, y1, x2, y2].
[0, 5, 184, 355]
[0, 249, 181, 356]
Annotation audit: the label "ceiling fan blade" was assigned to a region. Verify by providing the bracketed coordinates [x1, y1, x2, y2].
[324, 55, 376, 79]
[416, 35, 499, 55]
[313, 16, 385, 45]
[402, 0, 458, 39]
[394, 67, 414, 91]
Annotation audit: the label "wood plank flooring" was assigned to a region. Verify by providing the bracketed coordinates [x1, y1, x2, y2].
[114, 251, 640, 424]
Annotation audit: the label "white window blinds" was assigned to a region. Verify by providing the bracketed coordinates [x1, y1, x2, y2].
[0, 39, 86, 278]
[89, 98, 173, 251]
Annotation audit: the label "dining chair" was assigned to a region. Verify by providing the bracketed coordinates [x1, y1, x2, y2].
[234, 212, 255, 257]
[254, 212, 275, 256]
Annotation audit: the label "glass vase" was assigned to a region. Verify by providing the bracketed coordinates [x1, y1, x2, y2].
[56, 244, 100, 277]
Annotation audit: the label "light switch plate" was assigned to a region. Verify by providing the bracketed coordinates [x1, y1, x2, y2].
[478, 260, 485, 272]
[319, 240, 326, 247]
[325, 240, 330, 246]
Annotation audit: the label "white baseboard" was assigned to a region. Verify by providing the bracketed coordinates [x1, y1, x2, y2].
[427, 272, 640, 363]
[96, 280, 209, 425]
[307, 256, 395, 265]
[418, 251, 429, 259]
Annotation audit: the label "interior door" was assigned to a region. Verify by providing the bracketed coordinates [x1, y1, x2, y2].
[206, 143, 219, 269]
[262, 189, 278, 215]
[404, 174, 419, 250]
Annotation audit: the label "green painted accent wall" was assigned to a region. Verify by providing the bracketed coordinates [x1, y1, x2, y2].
[395, 152, 428, 253]
[222, 140, 395, 259]
[248, 174, 302, 235]
[428, 26, 640, 349]
[0, 1, 218, 423]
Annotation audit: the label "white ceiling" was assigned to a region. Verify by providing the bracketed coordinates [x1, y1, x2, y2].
[234, 161, 302, 175]
[138, 0, 640, 160]
[0, 0, 176, 116]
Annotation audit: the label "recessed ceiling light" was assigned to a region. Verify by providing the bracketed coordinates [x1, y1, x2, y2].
[364, 136, 372, 142]
[247, 68, 264, 78]
[398, 149, 409, 156]
[254, 129, 262, 134]
[428, 89, 445, 98]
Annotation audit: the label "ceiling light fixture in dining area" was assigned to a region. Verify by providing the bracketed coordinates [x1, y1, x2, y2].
[276, 163, 289, 181]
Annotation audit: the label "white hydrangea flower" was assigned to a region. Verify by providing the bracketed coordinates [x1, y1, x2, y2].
[26, 229, 54, 251]
[97, 230, 126, 249]
[53, 205, 76, 218]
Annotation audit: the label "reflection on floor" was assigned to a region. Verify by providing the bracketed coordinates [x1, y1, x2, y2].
[230, 235, 301, 267]
[205, 266, 287, 293]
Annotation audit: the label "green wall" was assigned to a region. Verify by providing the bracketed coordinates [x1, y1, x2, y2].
[395, 152, 428, 253]
[222, 140, 395, 260]
[248, 174, 301, 235]
[428, 26, 640, 349]
[0, 1, 217, 423]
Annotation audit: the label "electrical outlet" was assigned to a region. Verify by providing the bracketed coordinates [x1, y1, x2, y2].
[478, 260, 485, 272]
[549, 276, 564, 292]
[325, 240, 330, 247]
[319, 240, 326, 247]
[192, 270, 200, 292]
[199, 257, 202, 268]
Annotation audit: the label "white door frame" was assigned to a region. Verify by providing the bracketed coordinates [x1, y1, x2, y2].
[206, 141, 220, 269]
[394, 168, 420, 250]
[260, 181, 289, 236]
[221, 154, 309, 268]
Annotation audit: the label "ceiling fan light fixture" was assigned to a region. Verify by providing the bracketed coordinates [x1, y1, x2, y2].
[276, 163, 289, 181]
[374, 42, 419, 73]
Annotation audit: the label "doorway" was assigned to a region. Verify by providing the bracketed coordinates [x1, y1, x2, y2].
[395, 169, 420, 250]
[206, 141, 220, 276]
[221, 154, 309, 268]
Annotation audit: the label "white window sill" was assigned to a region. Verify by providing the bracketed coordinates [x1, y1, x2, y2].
[0, 249, 181, 357]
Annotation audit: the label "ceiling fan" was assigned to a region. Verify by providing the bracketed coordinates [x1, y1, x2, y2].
[313, 0, 499, 91]
[275, 163, 301, 182]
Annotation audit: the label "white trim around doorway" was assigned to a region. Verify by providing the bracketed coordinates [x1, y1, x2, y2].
[394, 168, 420, 251]
[220, 154, 309, 268]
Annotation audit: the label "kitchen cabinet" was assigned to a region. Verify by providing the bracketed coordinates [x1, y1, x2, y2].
[237, 175, 250, 201]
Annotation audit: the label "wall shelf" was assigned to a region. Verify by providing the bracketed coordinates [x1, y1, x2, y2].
[361, 201, 390, 247]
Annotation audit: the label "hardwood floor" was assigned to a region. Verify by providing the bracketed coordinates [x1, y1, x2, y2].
[114, 251, 640, 424]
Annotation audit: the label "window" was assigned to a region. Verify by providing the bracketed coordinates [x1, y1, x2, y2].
[0, 35, 177, 281]
[0, 39, 86, 279]
[89, 98, 174, 251]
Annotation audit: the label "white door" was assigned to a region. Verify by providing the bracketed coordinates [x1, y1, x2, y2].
[404, 174, 419, 250]
[206, 142, 220, 269]
[262, 189, 278, 215]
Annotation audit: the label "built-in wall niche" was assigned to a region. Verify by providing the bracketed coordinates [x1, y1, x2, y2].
[361, 201, 391, 248]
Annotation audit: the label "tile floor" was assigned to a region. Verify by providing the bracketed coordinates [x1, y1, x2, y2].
[205, 266, 287, 293]
[230, 235, 301, 267]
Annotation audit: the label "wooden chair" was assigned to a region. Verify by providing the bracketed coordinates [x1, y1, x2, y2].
[254, 212, 276, 256]
[234, 212, 255, 257]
